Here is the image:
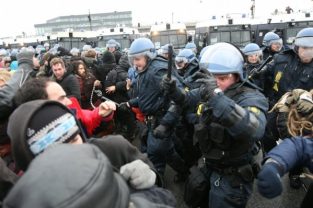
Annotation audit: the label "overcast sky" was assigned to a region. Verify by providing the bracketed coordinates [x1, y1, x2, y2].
[1, 0, 312, 37]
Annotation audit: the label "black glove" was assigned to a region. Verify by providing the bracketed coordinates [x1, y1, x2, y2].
[153, 124, 171, 139]
[119, 102, 130, 111]
[161, 76, 185, 104]
[161, 76, 177, 95]
[193, 71, 211, 80]
[197, 75, 218, 102]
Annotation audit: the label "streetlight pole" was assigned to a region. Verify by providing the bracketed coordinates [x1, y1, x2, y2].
[251, 0, 256, 19]
[88, 9, 92, 31]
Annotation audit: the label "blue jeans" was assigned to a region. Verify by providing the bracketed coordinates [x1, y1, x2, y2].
[207, 170, 253, 208]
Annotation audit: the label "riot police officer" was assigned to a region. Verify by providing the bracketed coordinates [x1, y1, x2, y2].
[174, 48, 201, 90]
[242, 43, 264, 89]
[122, 38, 188, 177]
[163, 42, 268, 207]
[185, 42, 198, 56]
[262, 27, 313, 152]
[106, 39, 122, 64]
[262, 31, 283, 60]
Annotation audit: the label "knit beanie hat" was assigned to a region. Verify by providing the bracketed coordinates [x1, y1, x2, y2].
[102, 51, 116, 64]
[7, 100, 81, 171]
[17, 48, 34, 66]
[3, 144, 130, 208]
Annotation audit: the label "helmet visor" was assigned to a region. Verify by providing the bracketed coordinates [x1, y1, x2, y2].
[175, 57, 188, 69]
[295, 37, 313, 47]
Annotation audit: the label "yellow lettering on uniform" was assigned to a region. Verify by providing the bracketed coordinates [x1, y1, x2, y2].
[248, 107, 260, 115]
[273, 71, 283, 92]
[197, 104, 203, 116]
[184, 87, 189, 92]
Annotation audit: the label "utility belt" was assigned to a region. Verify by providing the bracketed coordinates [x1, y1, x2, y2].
[203, 158, 256, 184]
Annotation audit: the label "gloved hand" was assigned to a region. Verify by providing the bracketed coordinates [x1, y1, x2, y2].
[161, 76, 177, 95]
[119, 102, 130, 111]
[161, 76, 185, 104]
[193, 71, 211, 80]
[197, 75, 218, 102]
[120, 159, 156, 189]
[297, 91, 313, 114]
[257, 162, 282, 198]
[153, 124, 171, 139]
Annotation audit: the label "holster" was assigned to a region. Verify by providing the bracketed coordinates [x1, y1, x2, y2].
[184, 162, 210, 208]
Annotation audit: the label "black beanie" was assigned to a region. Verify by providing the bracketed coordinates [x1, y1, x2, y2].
[7, 100, 80, 171]
[102, 51, 116, 64]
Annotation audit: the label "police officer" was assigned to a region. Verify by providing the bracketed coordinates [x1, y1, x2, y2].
[106, 39, 122, 64]
[185, 42, 198, 56]
[242, 43, 264, 89]
[121, 38, 188, 177]
[154, 48, 202, 167]
[174, 48, 201, 90]
[262, 27, 313, 152]
[163, 42, 268, 208]
[262, 31, 283, 60]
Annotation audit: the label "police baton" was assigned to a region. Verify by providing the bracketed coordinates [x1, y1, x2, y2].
[167, 44, 173, 80]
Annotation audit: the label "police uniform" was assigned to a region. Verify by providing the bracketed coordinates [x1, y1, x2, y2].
[128, 56, 187, 175]
[262, 49, 313, 152]
[191, 81, 268, 208]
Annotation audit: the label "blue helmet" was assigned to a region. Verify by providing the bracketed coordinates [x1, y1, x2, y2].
[175, 49, 196, 69]
[160, 44, 170, 54]
[262, 32, 282, 47]
[294, 27, 313, 47]
[106, 39, 117, 48]
[185, 42, 196, 50]
[201, 42, 245, 80]
[242, 43, 263, 64]
[70, 48, 80, 56]
[243, 43, 261, 55]
[185, 42, 197, 54]
[128, 38, 156, 60]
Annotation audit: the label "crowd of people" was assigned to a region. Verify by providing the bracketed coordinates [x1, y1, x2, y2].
[0, 27, 313, 208]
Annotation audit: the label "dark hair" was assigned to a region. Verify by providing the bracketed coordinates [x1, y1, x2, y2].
[13, 77, 51, 107]
[72, 60, 87, 75]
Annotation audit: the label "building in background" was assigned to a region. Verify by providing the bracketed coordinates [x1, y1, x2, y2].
[34, 11, 132, 35]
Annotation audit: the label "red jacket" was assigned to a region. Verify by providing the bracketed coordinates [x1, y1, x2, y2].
[68, 97, 114, 136]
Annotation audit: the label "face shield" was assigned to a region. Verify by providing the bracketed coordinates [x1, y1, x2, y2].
[295, 36, 313, 48]
[175, 56, 188, 69]
[269, 39, 283, 52]
[106, 43, 116, 48]
[127, 51, 152, 72]
[245, 50, 263, 64]
[298, 47, 313, 63]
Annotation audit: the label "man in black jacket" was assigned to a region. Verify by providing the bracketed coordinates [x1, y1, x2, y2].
[50, 57, 81, 102]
